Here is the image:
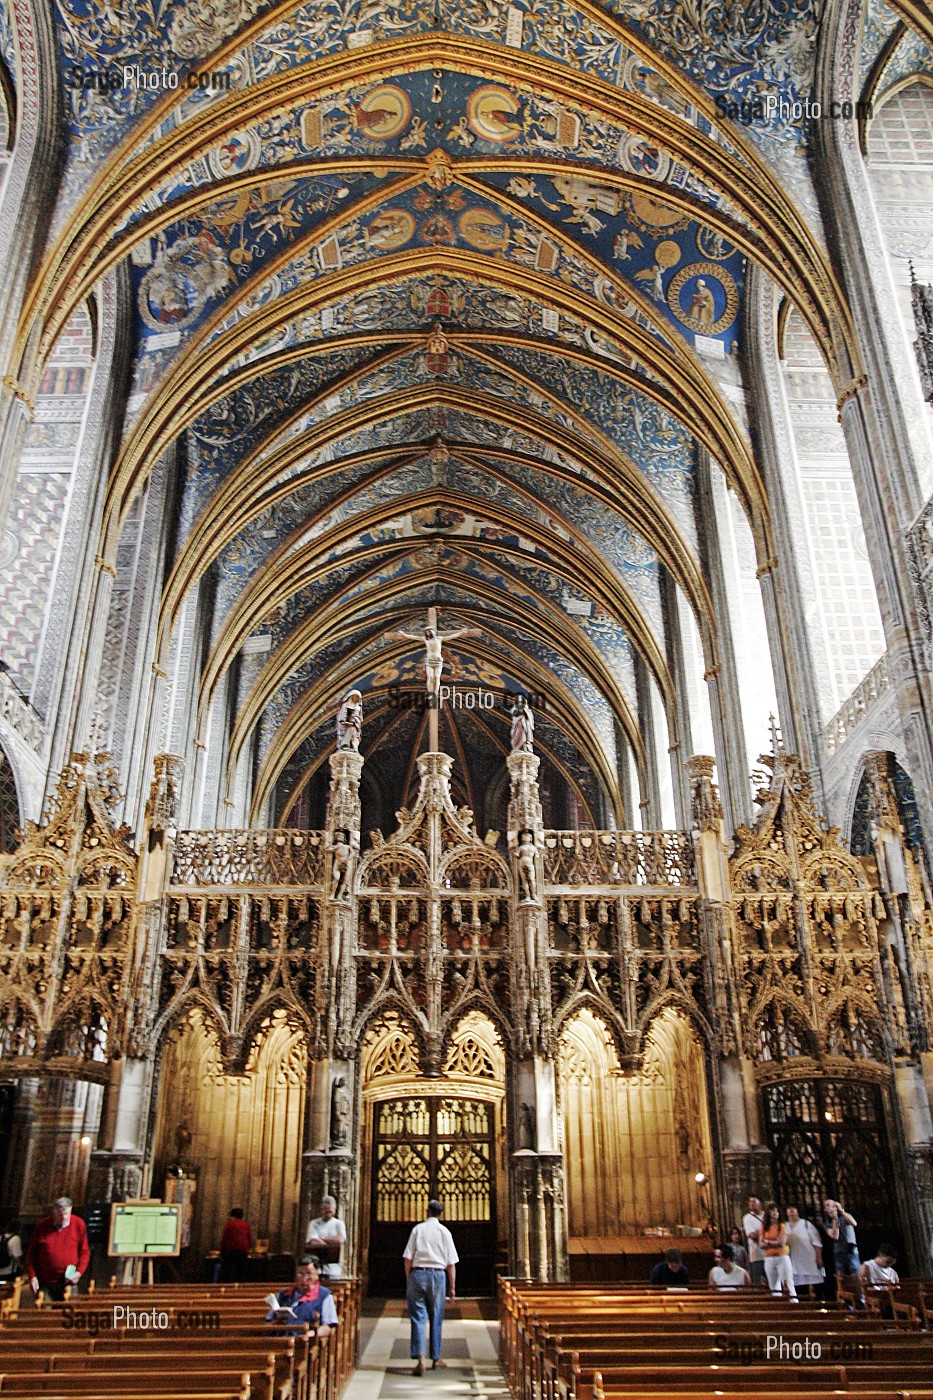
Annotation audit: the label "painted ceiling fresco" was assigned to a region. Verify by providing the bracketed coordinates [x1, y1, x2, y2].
[6, 0, 909, 823]
[860, 0, 933, 94]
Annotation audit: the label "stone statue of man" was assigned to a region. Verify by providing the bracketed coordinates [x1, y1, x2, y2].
[336, 689, 363, 751]
[517, 829, 538, 902]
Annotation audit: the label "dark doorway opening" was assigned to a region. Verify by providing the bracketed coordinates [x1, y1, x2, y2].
[762, 1078, 902, 1264]
[368, 1095, 496, 1296]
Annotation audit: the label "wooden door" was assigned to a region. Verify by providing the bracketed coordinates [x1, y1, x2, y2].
[368, 1095, 496, 1295]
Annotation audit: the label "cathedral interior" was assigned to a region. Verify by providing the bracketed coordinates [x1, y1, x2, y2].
[0, 0, 931, 1292]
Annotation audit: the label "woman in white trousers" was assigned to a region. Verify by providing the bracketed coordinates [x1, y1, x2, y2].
[761, 1203, 798, 1300]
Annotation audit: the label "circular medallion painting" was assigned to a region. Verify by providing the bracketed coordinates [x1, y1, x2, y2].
[467, 85, 522, 142]
[697, 226, 735, 261]
[366, 209, 416, 250]
[354, 85, 412, 140]
[238, 274, 282, 317]
[666, 261, 738, 336]
[624, 191, 690, 233]
[138, 264, 202, 331]
[654, 239, 681, 269]
[459, 208, 509, 250]
[207, 128, 261, 179]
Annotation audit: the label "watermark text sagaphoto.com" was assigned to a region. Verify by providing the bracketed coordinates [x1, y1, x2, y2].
[66, 66, 233, 92]
[61, 1306, 221, 1335]
[714, 93, 872, 125]
[714, 1334, 874, 1364]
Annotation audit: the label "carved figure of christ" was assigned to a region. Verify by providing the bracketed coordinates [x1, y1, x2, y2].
[386, 607, 480, 751]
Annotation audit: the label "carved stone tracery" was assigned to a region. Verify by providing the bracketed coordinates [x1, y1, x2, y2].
[0, 749, 138, 1081]
[1, 737, 931, 1269]
[730, 748, 907, 1069]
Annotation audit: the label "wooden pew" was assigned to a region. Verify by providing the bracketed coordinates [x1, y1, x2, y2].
[0, 1281, 22, 1319]
[0, 1278, 360, 1400]
[499, 1277, 933, 1400]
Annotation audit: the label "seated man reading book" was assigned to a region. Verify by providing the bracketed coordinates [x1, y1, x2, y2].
[265, 1255, 338, 1335]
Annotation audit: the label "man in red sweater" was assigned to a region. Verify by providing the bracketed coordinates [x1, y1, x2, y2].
[219, 1207, 253, 1282]
[26, 1197, 90, 1300]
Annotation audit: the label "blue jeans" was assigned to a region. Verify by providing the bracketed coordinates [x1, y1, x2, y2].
[407, 1268, 446, 1361]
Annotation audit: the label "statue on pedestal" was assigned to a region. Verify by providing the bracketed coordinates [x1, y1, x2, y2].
[328, 828, 353, 901]
[330, 1076, 351, 1148]
[510, 696, 535, 754]
[517, 829, 538, 903]
[336, 690, 363, 751]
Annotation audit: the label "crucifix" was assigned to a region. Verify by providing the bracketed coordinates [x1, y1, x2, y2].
[387, 606, 480, 751]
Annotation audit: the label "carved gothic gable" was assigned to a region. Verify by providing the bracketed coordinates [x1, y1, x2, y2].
[0, 751, 138, 1079]
[730, 750, 903, 1070]
[352, 754, 514, 1072]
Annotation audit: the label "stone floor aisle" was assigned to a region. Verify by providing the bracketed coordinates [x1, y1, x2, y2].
[342, 1298, 510, 1400]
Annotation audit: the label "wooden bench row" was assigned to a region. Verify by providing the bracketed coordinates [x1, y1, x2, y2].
[0, 1279, 360, 1400]
[499, 1277, 933, 1400]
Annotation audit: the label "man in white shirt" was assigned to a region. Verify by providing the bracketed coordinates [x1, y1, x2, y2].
[860, 1244, 900, 1292]
[304, 1196, 346, 1279]
[0, 1220, 23, 1280]
[402, 1200, 458, 1376]
[742, 1195, 765, 1286]
[708, 1244, 750, 1289]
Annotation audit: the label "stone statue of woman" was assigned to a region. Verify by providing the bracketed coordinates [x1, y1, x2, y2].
[510, 695, 534, 754]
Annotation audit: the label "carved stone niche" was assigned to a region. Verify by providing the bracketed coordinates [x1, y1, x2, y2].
[685, 755, 723, 833]
[721, 1146, 774, 1229]
[86, 1150, 144, 1207]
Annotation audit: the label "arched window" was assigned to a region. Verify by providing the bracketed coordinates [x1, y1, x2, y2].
[0, 746, 19, 852]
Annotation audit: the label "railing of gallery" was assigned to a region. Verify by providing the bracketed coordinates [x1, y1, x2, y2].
[169, 828, 697, 891]
[823, 653, 891, 755]
[541, 830, 697, 888]
[171, 829, 327, 886]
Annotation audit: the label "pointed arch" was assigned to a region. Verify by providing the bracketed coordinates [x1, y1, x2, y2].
[559, 1004, 714, 1237]
[151, 1002, 307, 1260]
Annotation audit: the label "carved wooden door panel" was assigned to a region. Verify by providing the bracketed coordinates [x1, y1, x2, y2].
[368, 1095, 496, 1295]
[762, 1078, 901, 1262]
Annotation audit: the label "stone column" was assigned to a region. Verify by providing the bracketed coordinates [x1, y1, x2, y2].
[858, 751, 933, 1265]
[18, 1079, 103, 1215]
[42, 272, 134, 790]
[0, 387, 30, 553]
[0, 0, 63, 534]
[85, 1059, 153, 1207]
[813, 0, 933, 859]
[299, 1056, 357, 1275]
[506, 748, 566, 1279]
[686, 755, 771, 1231]
[634, 655, 662, 829]
[65, 556, 116, 757]
[693, 452, 753, 830]
[299, 747, 364, 1272]
[660, 567, 693, 827]
[741, 274, 831, 793]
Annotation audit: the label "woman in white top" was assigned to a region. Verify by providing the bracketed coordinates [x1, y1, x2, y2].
[785, 1206, 825, 1290]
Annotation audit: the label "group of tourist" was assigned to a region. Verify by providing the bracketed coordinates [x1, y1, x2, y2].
[738, 1193, 899, 1302]
[708, 1194, 899, 1301]
[9, 1186, 903, 1378]
[649, 1194, 900, 1303]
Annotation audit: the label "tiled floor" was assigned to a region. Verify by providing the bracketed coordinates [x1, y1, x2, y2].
[343, 1298, 509, 1400]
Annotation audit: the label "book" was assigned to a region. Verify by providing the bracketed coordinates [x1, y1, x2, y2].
[264, 1293, 296, 1317]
